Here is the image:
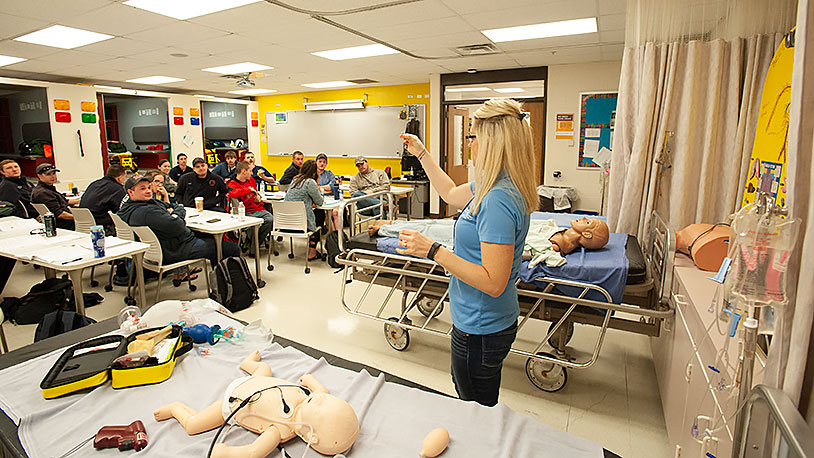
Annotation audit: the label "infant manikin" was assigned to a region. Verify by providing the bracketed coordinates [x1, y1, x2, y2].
[153, 351, 359, 457]
[544, 217, 610, 254]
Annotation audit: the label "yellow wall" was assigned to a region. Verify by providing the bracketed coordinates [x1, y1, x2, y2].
[256, 83, 430, 178]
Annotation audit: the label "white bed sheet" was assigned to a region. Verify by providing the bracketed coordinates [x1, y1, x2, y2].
[0, 314, 603, 458]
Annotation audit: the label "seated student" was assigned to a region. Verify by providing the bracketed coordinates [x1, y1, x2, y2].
[158, 159, 177, 196]
[168, 153, 193, 183]
[146, 171, 171, 203]
[31, 163, 78, 230]
[79, 165, 127, 234]
[244, 151, 275, 187]
[348, 155, 390, 216]
[279, 151, 304, 186]
[175, 157, 228, 212]
[118, 175, 240, 267]
[227, 161, 274, 256]
[315, 153, 336, 195]
[0, 159, 36, 218]
[284, 160, 324, 260]
[212, 151, 238, 181]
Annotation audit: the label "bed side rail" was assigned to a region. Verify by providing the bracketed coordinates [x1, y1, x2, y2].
[647, 211, 675, 308]
[732, 385, 814, 458]
[336, 190, 393, 252]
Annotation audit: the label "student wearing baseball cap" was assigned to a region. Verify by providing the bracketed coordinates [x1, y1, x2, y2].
[315, 153, 336, 195]
[348, 156, 389, 216]
[175, 157, 228, 212]
[31, 163, 77, 229]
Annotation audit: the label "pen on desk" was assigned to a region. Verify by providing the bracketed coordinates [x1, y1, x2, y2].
[61, 257, 83, 265]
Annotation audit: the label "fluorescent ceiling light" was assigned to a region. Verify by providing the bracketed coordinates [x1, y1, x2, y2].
[93, 85, 122, 90]
[14, 25, 113, 49]
[302, 81, 357, 89]
[194, 94, 216, 98]
[494, 88, 525, 93]
[312, 44, 399, 61]
[202, 62, 272, 74]
[123, 0, 261, 20]
[446, 87, 491, 92]
[0, 55, 27, 67]
[482, 17, 598, 42]
[126, 76, 185, 85]
[229, 89, 276, 95]
[304, 99, 365, 111]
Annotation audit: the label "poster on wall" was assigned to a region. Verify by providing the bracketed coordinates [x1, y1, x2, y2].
[555, 113, 574, 139]
[578, 92, 618, 168]
[274, 112, 288, 124]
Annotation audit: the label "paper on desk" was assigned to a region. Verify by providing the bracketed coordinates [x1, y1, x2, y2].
[0, 232, 84, 254]
[264, 191, 286, 199]
[583, 139, 600, 157]
[584, 128, 601, 138]
[28, 245, 88, 264]
[592, 147, 612, 166]
[0, 218, 40, 233]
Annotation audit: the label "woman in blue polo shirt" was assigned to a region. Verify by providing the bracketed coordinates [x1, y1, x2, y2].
[398, 98, 537, 406]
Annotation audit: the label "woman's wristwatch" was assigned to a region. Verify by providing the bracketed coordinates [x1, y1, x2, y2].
[427, 242, 442, 260]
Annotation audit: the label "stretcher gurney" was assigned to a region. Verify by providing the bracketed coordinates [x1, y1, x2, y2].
[335, 200, 675, 392]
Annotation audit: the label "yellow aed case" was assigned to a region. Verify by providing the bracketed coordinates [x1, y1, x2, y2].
[40, 325, 192, 399]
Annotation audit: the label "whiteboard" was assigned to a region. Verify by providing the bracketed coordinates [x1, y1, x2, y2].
[265, 105, 425, 158]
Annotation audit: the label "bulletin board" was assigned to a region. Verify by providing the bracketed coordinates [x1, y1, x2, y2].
[578, 92, 618, 168]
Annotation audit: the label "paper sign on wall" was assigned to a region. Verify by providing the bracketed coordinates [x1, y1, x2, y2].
[555, 113, 574, 140]
[190, 108, 200, 117]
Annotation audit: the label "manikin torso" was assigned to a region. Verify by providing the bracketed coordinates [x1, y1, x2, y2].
[548, 228, 582, 254]
[227, 376, 308, 439]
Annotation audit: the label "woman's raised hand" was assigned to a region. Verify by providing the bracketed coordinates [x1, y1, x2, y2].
[400, 132, 426, 157]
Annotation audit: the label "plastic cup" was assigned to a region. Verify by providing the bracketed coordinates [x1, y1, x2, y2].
[195, 197, 204, 212]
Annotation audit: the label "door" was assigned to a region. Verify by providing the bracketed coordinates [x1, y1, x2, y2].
[445, 106, 470, 215]
[521, 101, 545, 184]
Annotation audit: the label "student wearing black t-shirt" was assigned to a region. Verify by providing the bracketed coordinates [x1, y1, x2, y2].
[175, 157, 228, 212]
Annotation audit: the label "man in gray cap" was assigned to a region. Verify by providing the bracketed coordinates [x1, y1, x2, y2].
[31, 163, 78, 229]
[315, 153, 336, 195]
[349, 155, 390, 216]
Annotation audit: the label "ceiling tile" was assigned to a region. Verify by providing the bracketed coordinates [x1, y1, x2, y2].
[62, 3, 177, 36]
[36, 50, 113, 66]
[0, 13, 50, 40]
[599, 29, 625, 44]
[393, 31, 493, 54]
[598, 0, 627, 15]
[125, 22, 229, 47]
[187, 2, 302, 33]
[462, 0, 599, 30]
[0, 0, 110, 23]
[494, 32, 600, 52]
[599, 13, 626, 30]
[175, 34, 259, 56]
[513, 46, 602, 66]
[434, 53, 522, 73]
[78, 38, 164, 58]
[129, 47, 209, 64]
[601, 44, 625, 60]
[441, 0, 546, 15]
[0, 40, 62, 59]
[0, 58, 71, 74]
[358, 16, 475, 43]
[87, 57, 158, 72]
[328, 0, 457, 30]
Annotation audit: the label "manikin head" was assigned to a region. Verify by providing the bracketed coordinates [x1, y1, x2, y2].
[0, 160, 21, 178]
[292, 151, 304, 167]
[553, 217, 610, 254]
[192, 157, 208, 177]
[235, 161, 252, 182]
[225, 151, 237, 167]
[177, 153, 187, 168]
[293, 392, 359, 455]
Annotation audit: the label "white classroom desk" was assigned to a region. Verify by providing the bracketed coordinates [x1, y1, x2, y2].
[0, 216, 149, 315]
[183, 208, 266, 288]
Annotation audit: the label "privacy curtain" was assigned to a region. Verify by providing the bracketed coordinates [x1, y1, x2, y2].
[607, 35, 781, 239]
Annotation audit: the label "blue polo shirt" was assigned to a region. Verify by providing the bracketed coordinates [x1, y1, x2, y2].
[449, 178, 530, 335]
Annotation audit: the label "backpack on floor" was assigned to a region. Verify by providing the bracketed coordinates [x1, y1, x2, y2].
[209, 256, 259, 312]
[2, 278, 75, 325]
[34, 310, 96, 342]
[326, 231, 349, 269]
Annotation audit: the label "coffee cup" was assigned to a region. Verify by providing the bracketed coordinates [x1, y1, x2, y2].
[195, 197, 204, 212]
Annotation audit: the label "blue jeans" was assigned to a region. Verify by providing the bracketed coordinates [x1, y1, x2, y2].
[352, 190, 383, 217]
[172, 236, 241, 267]
[450, 322, 517, 407]
[247, 210, 273, 255]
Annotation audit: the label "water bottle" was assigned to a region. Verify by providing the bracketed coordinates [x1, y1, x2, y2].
[237, 201, 245, 218]
[43, 211, 57, 237]
[258, 179, 266, 194]
[90, 225, 105, 258]
[333, 182, 340, 200]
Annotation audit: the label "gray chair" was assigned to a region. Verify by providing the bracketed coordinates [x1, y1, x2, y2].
[131, 226, 210, 303]
[31, 203, 50, 218]
[109, 212, 137, 303]
[69, 207, 106, 288]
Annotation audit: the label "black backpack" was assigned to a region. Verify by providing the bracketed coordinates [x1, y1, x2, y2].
[326, 231, 349, 269]
[34, 310, 96, 342]
[1, 278, 75, 325]
[209, 257, 259, 312]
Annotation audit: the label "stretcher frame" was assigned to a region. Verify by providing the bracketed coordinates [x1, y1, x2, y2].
[336, 207, 676, 392]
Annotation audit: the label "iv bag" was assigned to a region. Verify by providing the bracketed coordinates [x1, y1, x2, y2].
[723, 202, 800, 309]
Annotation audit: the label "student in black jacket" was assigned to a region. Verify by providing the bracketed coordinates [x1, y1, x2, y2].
[118, 176, 239, 266]
[168, 153, 193, 183]
[175, 157, 228, 212]
[278, 151, 303, 185]
[79, 165, 127, 234]
[31, 164, 78, 230]
[0, 159, 35, 218]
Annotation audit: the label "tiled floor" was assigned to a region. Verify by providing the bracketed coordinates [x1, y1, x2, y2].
[0, 243, 671, 458]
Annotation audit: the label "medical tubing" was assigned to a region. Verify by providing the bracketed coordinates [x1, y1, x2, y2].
[56, 434, 95, 458]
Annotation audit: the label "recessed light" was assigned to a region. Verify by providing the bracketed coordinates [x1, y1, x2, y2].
[202, 62, 273, 74]
[229, 89, 276, 95]
[482, 17, 598, 42]
[93, 85, 122, 90]
[194, 94, 216, 98]
[14, 25, 113, 49]
[494, 88, 524, 93]
[123, 0, 261, 20]
[312, 44, 399, 61]
[446, 87, 491, 92]
[301, 81, 357, 89]
[0, 55, 27, 67]
[126, 76, 185, 85]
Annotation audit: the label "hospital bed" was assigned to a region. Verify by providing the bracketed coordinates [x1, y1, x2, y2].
[335, 200, 676, 392]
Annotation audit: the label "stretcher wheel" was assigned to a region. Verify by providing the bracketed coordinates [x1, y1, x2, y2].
[546, 321, 574, 348]
[525, 352, 567, 392]
[417, 296, 443, 318]
[124, 296, 136, 306]
[90, 280, 99, 287]
[267, 265, 274, 271]
[288, 253, 294, 259]
[188, 284, 197, 292]
[172, 279, 182, 287]
[384, 317, 410, 351]
[104, 284, 113, 292]
[305, 267, 310, 274]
